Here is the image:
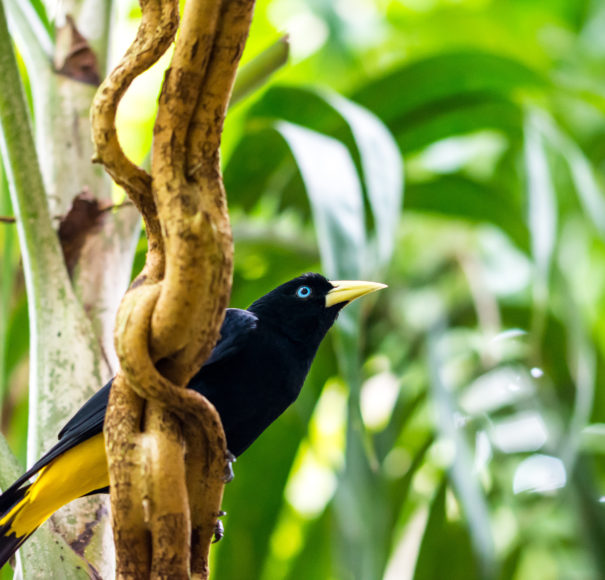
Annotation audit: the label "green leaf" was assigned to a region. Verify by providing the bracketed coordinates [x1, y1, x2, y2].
[4, 294, 28, 383]
[4, 0, 52, 76]
[581, 424, 605, 453]
[428, 328, 497, 579]
[547, 123, 605, 237]
[405, 175, 529, 252]
[559, 290, 597, 470]
[275, 121, 366, 281]
[524, 111, 557, 283]
[0, 164, 18, 401]
[413, 481, 481, 580]
[283, 509, 333, 580]
[229, 86, 404, 280]
[396, 98, 524, 155]
[224, 127, 300, 213]
[353, 50, 547, 127]
[523, 110, 558, 352]
[323, 91, 404, 270]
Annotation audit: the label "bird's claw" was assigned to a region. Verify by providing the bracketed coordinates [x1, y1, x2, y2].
[212, 510, 227, 543]
[223, 451, 236, 483]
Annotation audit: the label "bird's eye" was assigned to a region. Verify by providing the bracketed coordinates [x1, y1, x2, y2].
[296, 285, 312, 299]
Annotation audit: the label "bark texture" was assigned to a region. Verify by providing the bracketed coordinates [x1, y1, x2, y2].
[91, 0, 255, 577]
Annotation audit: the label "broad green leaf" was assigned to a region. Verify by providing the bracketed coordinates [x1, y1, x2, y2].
[396, 98, 524, 155]
[428, 328, 497, 579]
[405, 175, 529, 252]
[275, 121, 366, 281]
[249, 86, 345, 136]
[353, 51, 547, 127]
[323, 91, 404, 270]
[230, 86, 403, 276]
[413, 480, 481, 580]
[247, 86, 404, 273]
[224, 128, 301, 213]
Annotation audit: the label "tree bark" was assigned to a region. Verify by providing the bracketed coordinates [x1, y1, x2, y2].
[91, 0, 256, 577]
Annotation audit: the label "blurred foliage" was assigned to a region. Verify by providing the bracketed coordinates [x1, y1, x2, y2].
[2, 0, 605, 579]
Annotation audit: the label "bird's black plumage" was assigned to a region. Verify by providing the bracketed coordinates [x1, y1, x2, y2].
[0, 273, 384, 568]
[59, 273, 343, 457]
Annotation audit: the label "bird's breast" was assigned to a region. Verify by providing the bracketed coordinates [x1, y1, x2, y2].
[193, 333, 312, 456]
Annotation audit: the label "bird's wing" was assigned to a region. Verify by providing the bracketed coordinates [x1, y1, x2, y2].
[57, 309, 257, 440]
[0, 381, 112, 511]
[58, 379, 112, 441]
[0, 308, 258, 505]
[203, 308, 258, 366]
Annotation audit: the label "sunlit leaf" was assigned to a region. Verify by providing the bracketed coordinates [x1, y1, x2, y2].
[247, 86, 404, 271]
[323, 91, 403, 269]
[275, 121, 366, 281]
[231, 37, 289, 107]
[428, 328, 497, 578]
[553, 127, 605, 237]
[524, 112, 557, 280]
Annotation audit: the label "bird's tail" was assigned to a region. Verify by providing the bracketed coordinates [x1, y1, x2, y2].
[0, 482, 37, 569]
[0, 433, 109, 570]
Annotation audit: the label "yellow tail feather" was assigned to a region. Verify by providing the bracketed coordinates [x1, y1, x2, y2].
[0, 433, 108, 538]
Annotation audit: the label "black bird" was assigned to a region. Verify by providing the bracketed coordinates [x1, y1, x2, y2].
[0, 273, 385, 566]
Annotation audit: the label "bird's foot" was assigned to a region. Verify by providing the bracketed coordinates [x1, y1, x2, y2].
[212, 510, 227, 543]
[223, 451, 236, 483]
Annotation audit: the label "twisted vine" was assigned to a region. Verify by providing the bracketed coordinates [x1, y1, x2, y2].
[91, 0, 179, 280]
[90, 0, 255, 577]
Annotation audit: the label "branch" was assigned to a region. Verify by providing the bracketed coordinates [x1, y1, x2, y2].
[92, 0, 255, 577]
[91, 0, 179, 281]
[0, 200, 135, 225]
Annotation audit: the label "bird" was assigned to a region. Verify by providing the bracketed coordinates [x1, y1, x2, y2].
[0, 273, 385, 568]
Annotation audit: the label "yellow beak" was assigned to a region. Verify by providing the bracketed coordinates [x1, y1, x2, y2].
[325, 280, 387, 308]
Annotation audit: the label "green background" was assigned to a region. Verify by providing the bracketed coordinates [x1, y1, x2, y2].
[2, 0, 605, 578]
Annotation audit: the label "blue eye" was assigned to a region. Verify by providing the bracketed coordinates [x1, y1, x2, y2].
[296, 285, 312, 299]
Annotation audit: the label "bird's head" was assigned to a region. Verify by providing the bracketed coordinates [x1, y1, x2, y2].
[248, 273, 386, 347]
